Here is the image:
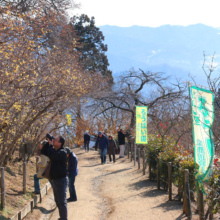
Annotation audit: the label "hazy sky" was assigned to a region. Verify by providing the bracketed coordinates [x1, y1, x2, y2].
[70, 0, 220, 27]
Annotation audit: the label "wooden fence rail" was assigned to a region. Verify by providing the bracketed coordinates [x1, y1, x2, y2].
[125, 144, 209, 220]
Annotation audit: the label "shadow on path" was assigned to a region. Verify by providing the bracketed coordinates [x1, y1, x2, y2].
[152, 200, 183, 212]
[104, 168, 132, 176]
[81, 163, 102, 167]
[34, 206, 56, 214]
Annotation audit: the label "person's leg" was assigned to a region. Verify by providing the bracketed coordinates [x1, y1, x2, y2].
[87, 143, 89, 152]
[109, 153, 111, 162]
[34, 174, 41, 193]
[119, 145, 125, 158]
[68, 175, 77, 200]
[113, 151, 116, 162]
[53, 177, 68, 220]
[121, 145, 125, 157]
[100, 149, 104, 164]
[103, 148, 107, 163]
[84, 142, 86, 152]
[52, 180, 59, 209]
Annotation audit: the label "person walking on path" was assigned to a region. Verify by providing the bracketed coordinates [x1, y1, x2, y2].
[33, 141, 53, 194]
[65, 147, 78, 202]
[118, 128, 125, 158]
[95, 131, 109, 164]
[41, 135, 68, 220]
[84, 130, 90, 152]
[108, 135, 116, 163]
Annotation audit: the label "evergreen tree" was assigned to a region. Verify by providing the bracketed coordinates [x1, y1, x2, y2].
[70, 14, 113, 83]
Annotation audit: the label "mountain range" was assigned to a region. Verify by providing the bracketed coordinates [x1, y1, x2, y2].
[99, 24, 220, 85]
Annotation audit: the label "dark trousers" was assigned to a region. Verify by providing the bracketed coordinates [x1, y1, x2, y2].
[108, 152, 115, 162]
[68, 175, 77, 200]
[84, 142, 89, 151]
[100, 148, 107, 163]
[53, 177, 68, 220]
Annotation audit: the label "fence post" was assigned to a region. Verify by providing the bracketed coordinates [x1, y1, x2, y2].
[128, 143, 130, 159]
[157, 158, 160, 190]
[142, 150, 146, 175]
[134, 144, 136, 166]
[0, 168, 5, 209]
[183, 169, 192, 219]
[138, 148, 140, 169]
[23, 156, 27, 194]
[149, 156, 151, 180]
[36, 157, 39, 173]
[198, 189, 205, 220]
[168, 162, 172, 201]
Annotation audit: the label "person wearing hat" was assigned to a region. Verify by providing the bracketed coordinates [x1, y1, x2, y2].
[65, 147, 78, 202]
[95, 131, 109, 164]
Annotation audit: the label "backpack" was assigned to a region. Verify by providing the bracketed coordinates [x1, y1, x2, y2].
[68, 152, 78, 176]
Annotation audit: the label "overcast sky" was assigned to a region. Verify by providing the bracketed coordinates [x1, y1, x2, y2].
[69, 0, 220, 28]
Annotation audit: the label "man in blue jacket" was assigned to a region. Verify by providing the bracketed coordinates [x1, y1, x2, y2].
[95, 131, 109, 164]
[65, 147, 78, 202]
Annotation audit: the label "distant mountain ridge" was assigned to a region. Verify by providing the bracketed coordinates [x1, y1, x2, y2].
[99, 24, 220, 84]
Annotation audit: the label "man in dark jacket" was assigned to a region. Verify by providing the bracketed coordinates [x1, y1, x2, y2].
[95, 131, 109, 164]
[41, 136, 68, 220]
[118, 128, 125, 158]
[65, 147, 78, 202]
[84, 130, 90, 152]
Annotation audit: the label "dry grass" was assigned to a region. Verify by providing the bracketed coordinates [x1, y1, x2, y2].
[0, 152, 48, 219]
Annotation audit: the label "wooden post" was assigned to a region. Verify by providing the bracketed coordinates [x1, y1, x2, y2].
[0, 168, 5, 209]
[131, 143, 133, 162]
[142, 150, 146, 175]
[128, 143, 130, 159]
[134, 144, 136, 166]
[198, 189, 205, 220]
[168, 162, 172, 201]
[183, 169, 192, 219]
[157, 158, 160, 190]
[23, 160, 27, 194]
[36, 157, 39, 173]
[149, 156, 151, 180]
[138, 148, 140, 169]
[31, 200, 34, 212]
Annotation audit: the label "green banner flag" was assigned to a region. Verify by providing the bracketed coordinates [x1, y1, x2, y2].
[136, 106, 148, 144]
[189, 86, 215, 189]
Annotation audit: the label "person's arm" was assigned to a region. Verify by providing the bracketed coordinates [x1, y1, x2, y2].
[95, 138, 99, 148]
[49, 150, 66, 161]
[41, 143, 51, 157]
[88, 135, 90, 142]
[113, 140, 117, 148]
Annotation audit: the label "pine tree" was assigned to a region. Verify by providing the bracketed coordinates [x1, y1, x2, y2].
[70, 14, 113, 83]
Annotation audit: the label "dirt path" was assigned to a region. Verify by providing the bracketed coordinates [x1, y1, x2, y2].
[48, 148, 196, 220]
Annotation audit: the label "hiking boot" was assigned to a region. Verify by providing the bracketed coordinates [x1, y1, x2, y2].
[32, 191, 40, 194]
[67, 197, 77, 202]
